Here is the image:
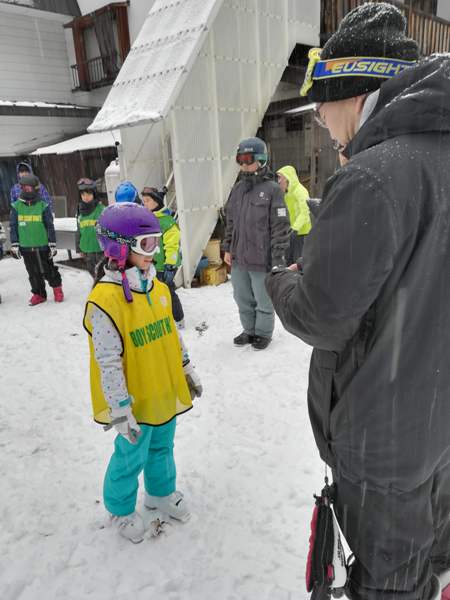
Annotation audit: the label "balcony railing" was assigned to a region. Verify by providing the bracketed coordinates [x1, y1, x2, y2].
[322, 0, 450, 55]
[71, 53, 122, 91]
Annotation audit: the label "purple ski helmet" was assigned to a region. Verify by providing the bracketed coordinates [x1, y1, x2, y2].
[96, 202, 161, 301]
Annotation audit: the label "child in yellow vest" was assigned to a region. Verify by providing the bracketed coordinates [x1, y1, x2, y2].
[83, 202, 202, 543]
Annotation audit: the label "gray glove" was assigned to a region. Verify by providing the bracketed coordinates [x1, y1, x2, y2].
[10, 244, 21, 259]
[108, 405, 141, 444]
[49, 243, 57, 258]
[183, 362, 203, 399]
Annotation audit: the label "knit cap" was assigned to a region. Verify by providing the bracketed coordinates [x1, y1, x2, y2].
[303, 2, 419, 102]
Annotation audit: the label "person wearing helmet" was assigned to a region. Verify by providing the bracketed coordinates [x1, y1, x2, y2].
[115, 180, 140, 204]
[141, 186, 184, 328]
[83, 202, 203, 543]
[222, 136, 290, 350]
[266, 3, 450, 599]
[10, 161, 53, 212]
[9, 174, 63, 305]
[75, 178, 104, 278]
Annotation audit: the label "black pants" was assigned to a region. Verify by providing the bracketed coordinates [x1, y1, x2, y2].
[285, 231, 306, 266]
[156, 272, 184, 323]
[333, 460, 450, 600]
[22, 248, 62, 297]
[84, 252, 103, 278]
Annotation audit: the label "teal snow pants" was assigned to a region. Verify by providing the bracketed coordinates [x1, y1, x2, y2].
[104, 418, 176, 516]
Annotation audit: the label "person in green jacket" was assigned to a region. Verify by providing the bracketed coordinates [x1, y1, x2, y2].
[76, 178, 104, 278]
[141, 186, 184, 328]
[276, 165, 312, 266]
[9, 174, 63, 306]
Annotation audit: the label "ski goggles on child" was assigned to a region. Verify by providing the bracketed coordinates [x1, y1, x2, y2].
[236, 152, 257, 166]
[130, 234, 161, 257]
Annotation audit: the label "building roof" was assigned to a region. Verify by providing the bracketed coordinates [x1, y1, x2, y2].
[88, 0, 224, 132]
[32, 129, 121, 154]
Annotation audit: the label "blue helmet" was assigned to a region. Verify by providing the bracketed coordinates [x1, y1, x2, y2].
[115, 181, 138, 203]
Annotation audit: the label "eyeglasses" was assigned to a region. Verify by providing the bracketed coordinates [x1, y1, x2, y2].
[313, 103, 327, 129]
[130, 234, 161, 257]
[236, 153, 256, 166]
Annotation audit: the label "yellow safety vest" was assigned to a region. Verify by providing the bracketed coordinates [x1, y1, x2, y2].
[83, 279, 192, 426]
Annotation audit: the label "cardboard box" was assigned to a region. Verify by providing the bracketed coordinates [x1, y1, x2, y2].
[200, 263, 227, 286]
[203, 239, 222, 265]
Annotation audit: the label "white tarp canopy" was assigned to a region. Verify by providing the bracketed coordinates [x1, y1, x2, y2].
[88, 0, 224, 132]
[32, 130, 121, 155]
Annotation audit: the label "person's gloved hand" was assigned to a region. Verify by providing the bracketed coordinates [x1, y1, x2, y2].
[109, 405, 141, 444]
[162, 265, 176, 284]
[183, 362, 203, 400]
[10, 244, 21, 259]
[49, 243, 57, 258]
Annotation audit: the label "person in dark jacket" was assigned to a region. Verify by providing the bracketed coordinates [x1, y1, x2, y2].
[10, 175, 63, 306]
[266, 4, 450, 600]
[10, 161, 53, 212]
[75, 178, 104, 278]
[222, 137, 290, 350]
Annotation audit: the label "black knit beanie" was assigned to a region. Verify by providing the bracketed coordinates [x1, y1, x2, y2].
[308, 2, 420, 102]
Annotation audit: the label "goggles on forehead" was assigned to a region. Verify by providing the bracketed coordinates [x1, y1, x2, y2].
[236, 152, 257, 166]
[300, 47, 416, 97]
[130, 234, 161, 257]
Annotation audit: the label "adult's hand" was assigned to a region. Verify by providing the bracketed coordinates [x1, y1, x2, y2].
[224, 252, 231, 266]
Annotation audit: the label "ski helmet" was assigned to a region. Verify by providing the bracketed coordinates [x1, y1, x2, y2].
[77, 177, 97, 193]
[19, 174, 40, 202]
[236, 137, 268, 167]
[115, 181, 138, 203]
[96, 202, 161, 302]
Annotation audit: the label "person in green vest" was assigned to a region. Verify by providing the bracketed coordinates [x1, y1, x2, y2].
[276, 165, 312, 266]
[9, 174, 63, 306]
[141, 186, 184, 328]
[76, 178, 105, 278]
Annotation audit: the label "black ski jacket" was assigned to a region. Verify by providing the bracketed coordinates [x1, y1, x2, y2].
[266, 55, 450, 492]
[222, 169, 290, 272]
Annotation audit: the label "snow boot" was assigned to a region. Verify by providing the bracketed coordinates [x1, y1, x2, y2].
[53, 286, 64, 302]
[109, 511, 145, 543]
[144, 491, 191, 522]
[29, 294, 46, 306]
[252, 335, 271, 350]
[233, 331, 254, 346]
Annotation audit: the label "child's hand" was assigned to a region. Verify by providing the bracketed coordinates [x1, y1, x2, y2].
[183, 362, 203, 400]
[109, 405, 141, 444]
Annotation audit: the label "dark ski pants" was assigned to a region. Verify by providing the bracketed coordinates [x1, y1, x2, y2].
[22, 248, 62, 298]
[156, 272, 184, 323]
[285, 231, 306, 266]
[84, 252, 103, 278]
[333, 461, 450, 600]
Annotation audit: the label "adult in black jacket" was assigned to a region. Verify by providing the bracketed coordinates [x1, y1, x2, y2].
[223, 137, 289, 350]
[266, 4, 450, 600]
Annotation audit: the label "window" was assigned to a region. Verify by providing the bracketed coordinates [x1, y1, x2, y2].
[64, 2, 130, 91]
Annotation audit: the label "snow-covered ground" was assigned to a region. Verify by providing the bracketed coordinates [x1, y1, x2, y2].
[0, 254, 323, 600]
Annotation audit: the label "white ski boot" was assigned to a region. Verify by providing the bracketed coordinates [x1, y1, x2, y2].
[109, 511, 145, 543]
[144, 491, 191, 522]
